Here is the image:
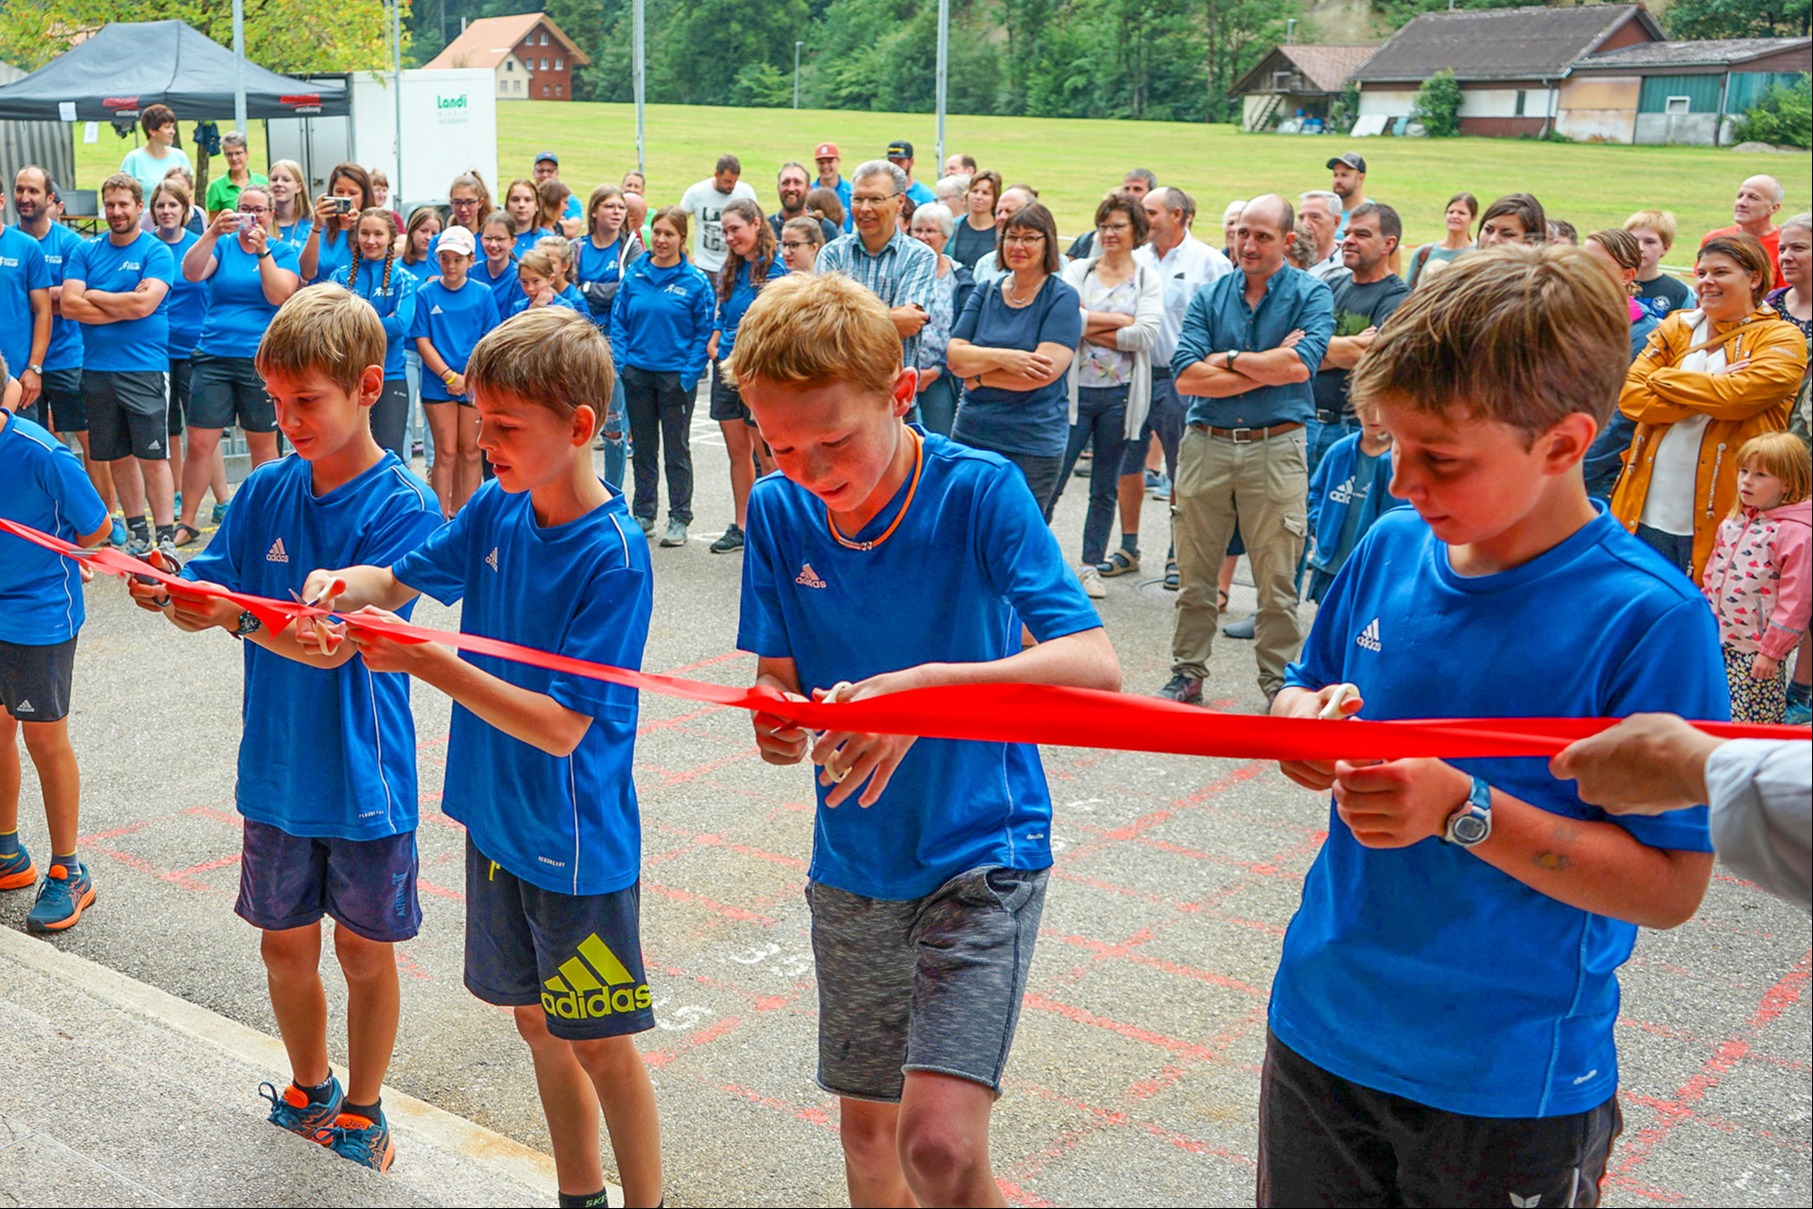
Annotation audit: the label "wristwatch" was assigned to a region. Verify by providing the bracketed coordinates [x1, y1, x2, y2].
[1225, 349, 1239, 371]
[25, 363, 42, 375]
[1443, 775, 1493, 847]
[231, 610, 264, 639]
[256, 249, 272, 260]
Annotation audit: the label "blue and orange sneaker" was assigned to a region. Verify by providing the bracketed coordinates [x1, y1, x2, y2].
[259, 1076, 345, 1140]
[26, 863, 94, 931]
[0, 845, 35, 891]
[318, 1109, 396, 1172]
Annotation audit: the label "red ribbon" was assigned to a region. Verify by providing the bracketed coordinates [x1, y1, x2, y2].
[5, 517, 1799, 759]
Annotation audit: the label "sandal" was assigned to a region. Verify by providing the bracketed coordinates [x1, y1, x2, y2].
[1164, 560, 1180, 591]
[1096, 549, 1140, 578]
[171, 522, 205, 548]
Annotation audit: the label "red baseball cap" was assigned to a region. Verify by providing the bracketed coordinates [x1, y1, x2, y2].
[814, 142, 840, 159]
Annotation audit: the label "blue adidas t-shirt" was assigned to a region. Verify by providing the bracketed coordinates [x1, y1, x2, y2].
[409, 277, 500, 402]
[182, 453, 442, 840]
[1274, 504, 1727, 1120]
[474, 256, 526, 318]
[0, 226, 52, 382]
[950, 275, 1085, 458]
[509, 292, 582, 317]
[160, 230, 208, 358]
[332, 258, 420, 380]
[715, 259, 789, 362]
[396, 256, 436, 289]
[35, 223, 87, 372]
[392, 480, 653, 895]
[196, 237, 302, 359]
[0, 409, 110, 645]
[66, 232, 177, 373]
[512, 228, 553, 260]
[737, 430, 1102, 900]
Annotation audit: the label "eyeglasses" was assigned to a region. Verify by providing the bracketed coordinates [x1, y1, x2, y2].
[850, 194, 898, 209]
[1096, 221, 1132, 234]
[237, 206, 270, 214]
[780, 240, 811, 251]
[450, 198, 480, 208]
[1002, 233, 1046, 246]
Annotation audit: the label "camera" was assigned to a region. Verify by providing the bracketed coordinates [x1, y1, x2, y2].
[329, 196, 355, 215]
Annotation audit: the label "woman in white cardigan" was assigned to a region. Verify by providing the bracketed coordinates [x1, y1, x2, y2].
[1053, 191, 1163, 598]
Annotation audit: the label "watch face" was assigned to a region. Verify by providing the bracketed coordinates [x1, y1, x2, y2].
[1452, 813, 1489, 845]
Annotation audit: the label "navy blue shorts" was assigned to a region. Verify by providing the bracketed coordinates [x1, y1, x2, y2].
[235, 818, 421, 942]
[464, 837, 655, 1041]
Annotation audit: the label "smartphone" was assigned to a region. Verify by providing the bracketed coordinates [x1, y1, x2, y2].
[238, 212, 257, 232]
[329, 196, 354, 215]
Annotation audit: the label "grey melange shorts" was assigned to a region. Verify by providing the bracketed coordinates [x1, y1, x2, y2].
[807, 865, 1049, 1103]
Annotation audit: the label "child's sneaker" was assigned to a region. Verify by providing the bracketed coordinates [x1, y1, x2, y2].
[259, 1076, 345, 1139]
[0, 845, 35, 891]
[1786, 698, 1812, 727]
[108, 515, 129, 547]
[26, 863, 94, 931]
[318, 1109, 396, 1173]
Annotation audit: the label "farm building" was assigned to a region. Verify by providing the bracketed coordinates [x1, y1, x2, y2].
[1232, 44, 1375, 132]
[1566, 37, 1812, 145]
[424, 12, 590, 102]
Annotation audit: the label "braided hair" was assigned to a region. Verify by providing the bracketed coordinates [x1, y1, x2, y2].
[346, 207, 398, 308]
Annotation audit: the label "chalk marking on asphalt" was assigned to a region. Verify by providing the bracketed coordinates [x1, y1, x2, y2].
[0, 927, 617, 1205]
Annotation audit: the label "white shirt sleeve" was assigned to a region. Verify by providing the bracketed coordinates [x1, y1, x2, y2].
[1704, 739, 1813, 914]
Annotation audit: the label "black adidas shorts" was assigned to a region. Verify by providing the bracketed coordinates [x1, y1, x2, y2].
[0, 636, 78, 724]
[463, 836, 655, 1041]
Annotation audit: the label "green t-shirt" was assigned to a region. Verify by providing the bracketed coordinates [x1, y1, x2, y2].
[205, 171, 268, 215]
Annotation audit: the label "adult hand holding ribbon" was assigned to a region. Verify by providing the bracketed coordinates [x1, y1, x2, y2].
[4, 517, 1797, 761]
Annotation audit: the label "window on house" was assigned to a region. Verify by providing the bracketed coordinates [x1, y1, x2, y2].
[1665, 95, 1691, 114]
[555, 58, 564, 71]
[516, 79, 524, 93]
[1515, 90, 1526, 116]
[1272, 71, 1294, 91]
[505, 60, 514, 72]
[541, 57, 549, 70]
[542, 84, 550, 96]
[539, 31, 548, 45]
[555, 84, 563, 96]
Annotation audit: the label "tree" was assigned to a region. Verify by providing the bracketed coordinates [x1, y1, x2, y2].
[1411, 67, 1462, 137]
[1662, 0, 1811, 39]
[0, 0, 405, 74]
[1732, 75, 1812, 149]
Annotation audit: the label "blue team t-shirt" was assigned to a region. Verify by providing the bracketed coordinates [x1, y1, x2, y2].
[196, 237, 302, 359]
[950, 275, 1085, 458]
[473, 257, 525, 318]
[715, 259, 789, 361]
[276, 218, 313, 248]
[35, 224, 87, 372]
[0, 226, 52, 381]
[409, 277, 500, 402]
[737, 430, 1103, 899]
[66, 232, 177, 373]
[509, 292, 582, 317]
[1274, 504, 1727, 1120]
[159, 230, 208, 358]
[512, 228, 553, 259]
[182, 452, 442, 840]
[310, 226, 355, 285]
[332, 258, 420, 380]
[575, 235, 631, 324]
[396, 256, 436, 289]
[0, 410, 110, 644]
[392, 480, 653, 895]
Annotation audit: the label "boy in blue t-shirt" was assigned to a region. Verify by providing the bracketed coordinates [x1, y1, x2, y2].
[126, 287, 441, 1173]
[1265, 246, 1728, 1207]
[1303, 398, 1403, 604]
[729, 274, 1121, 1207]
[298, 308, 663, 1209]
[0, 359, 113, 932]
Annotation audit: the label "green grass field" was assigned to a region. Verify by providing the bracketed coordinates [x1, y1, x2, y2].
[75, 100, 1808, 251]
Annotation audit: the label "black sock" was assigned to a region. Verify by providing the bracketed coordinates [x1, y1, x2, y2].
[301, 1076, 338, 1104]
[156, 523, 175, 543]
[342, 1098, 381, 1122]
[558, 1191, 610, 1209]
[1789, 680, 1811, 706]
[128, 516, 151, 539]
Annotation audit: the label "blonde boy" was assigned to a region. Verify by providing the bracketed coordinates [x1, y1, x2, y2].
[1624, 208, 1692, 321]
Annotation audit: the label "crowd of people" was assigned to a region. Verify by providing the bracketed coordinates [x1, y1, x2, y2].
[2, 107, 1811, 1209]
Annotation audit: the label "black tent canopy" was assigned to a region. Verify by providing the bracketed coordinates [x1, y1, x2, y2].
[0, 20, 348, 122]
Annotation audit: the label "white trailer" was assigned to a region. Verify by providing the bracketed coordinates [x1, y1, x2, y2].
[266, 67, 496, 211]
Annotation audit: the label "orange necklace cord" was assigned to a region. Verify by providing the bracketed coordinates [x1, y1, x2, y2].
[826, 428, 925, 553]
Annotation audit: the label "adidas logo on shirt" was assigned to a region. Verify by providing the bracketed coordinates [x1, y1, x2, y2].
[266, 538, 290, 563]
[430, 304, 445, 315]
[486, 547, 500, 572]
[1329, 477, 1355, 505]
[541, 933, 651, 1021]
[795, 563, 827, 589]
[13, 699, 32, 714]
[1355, 618, 1382, 652]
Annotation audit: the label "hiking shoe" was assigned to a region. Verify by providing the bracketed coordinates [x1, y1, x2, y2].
[1145, 470, 1170, 497]
[125, 533, 155, 559]
[26, 863, 95, 932]
[318, 1109, 396, 1173]
[1077, 563, 1106, 600]
[1156, 674, 1203, 705]
[0, 845, 35, 891]
[1223, 614, 1256, 640]
[1787, 698, 1812, 727]
[108, 516, 129, 547]
[660, 518, 689, 547]
[1096, 549, 1139, 578]
[635, 516, 656, 537]
[259, 1076, 344, 1139]
[709, 523, 745, 554]
[211, 501, 229, 526]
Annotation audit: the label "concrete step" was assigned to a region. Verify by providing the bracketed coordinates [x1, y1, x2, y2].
[0, 926, 585, 1207]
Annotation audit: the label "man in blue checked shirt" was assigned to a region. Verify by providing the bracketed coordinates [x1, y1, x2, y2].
[815, 161, 937, 370]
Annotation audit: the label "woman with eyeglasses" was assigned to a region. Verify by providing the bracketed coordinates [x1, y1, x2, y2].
[946, 202, 1084, 518]
[907, 202, 974, 436]
[176, 186, 300, 543]
[298, 162, 375, 284]
[779, 216, 825, 274]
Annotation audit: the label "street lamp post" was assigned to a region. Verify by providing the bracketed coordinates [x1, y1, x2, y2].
[389, 0, 404, 203]
[231, 0, 247, 132]
[935, 0, 949, 166]
[633, 0, 646, 175]
[794, 41, 804, 110]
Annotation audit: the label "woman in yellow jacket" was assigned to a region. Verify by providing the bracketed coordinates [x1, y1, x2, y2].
[1612, 234, 1806, 579]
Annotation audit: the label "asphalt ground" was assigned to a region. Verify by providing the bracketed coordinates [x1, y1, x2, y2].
[4, 416, 1809, 1207]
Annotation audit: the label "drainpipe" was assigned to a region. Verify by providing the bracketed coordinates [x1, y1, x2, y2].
[1540, 75, 1555, 137]
[1715, 71, 1731, 146]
